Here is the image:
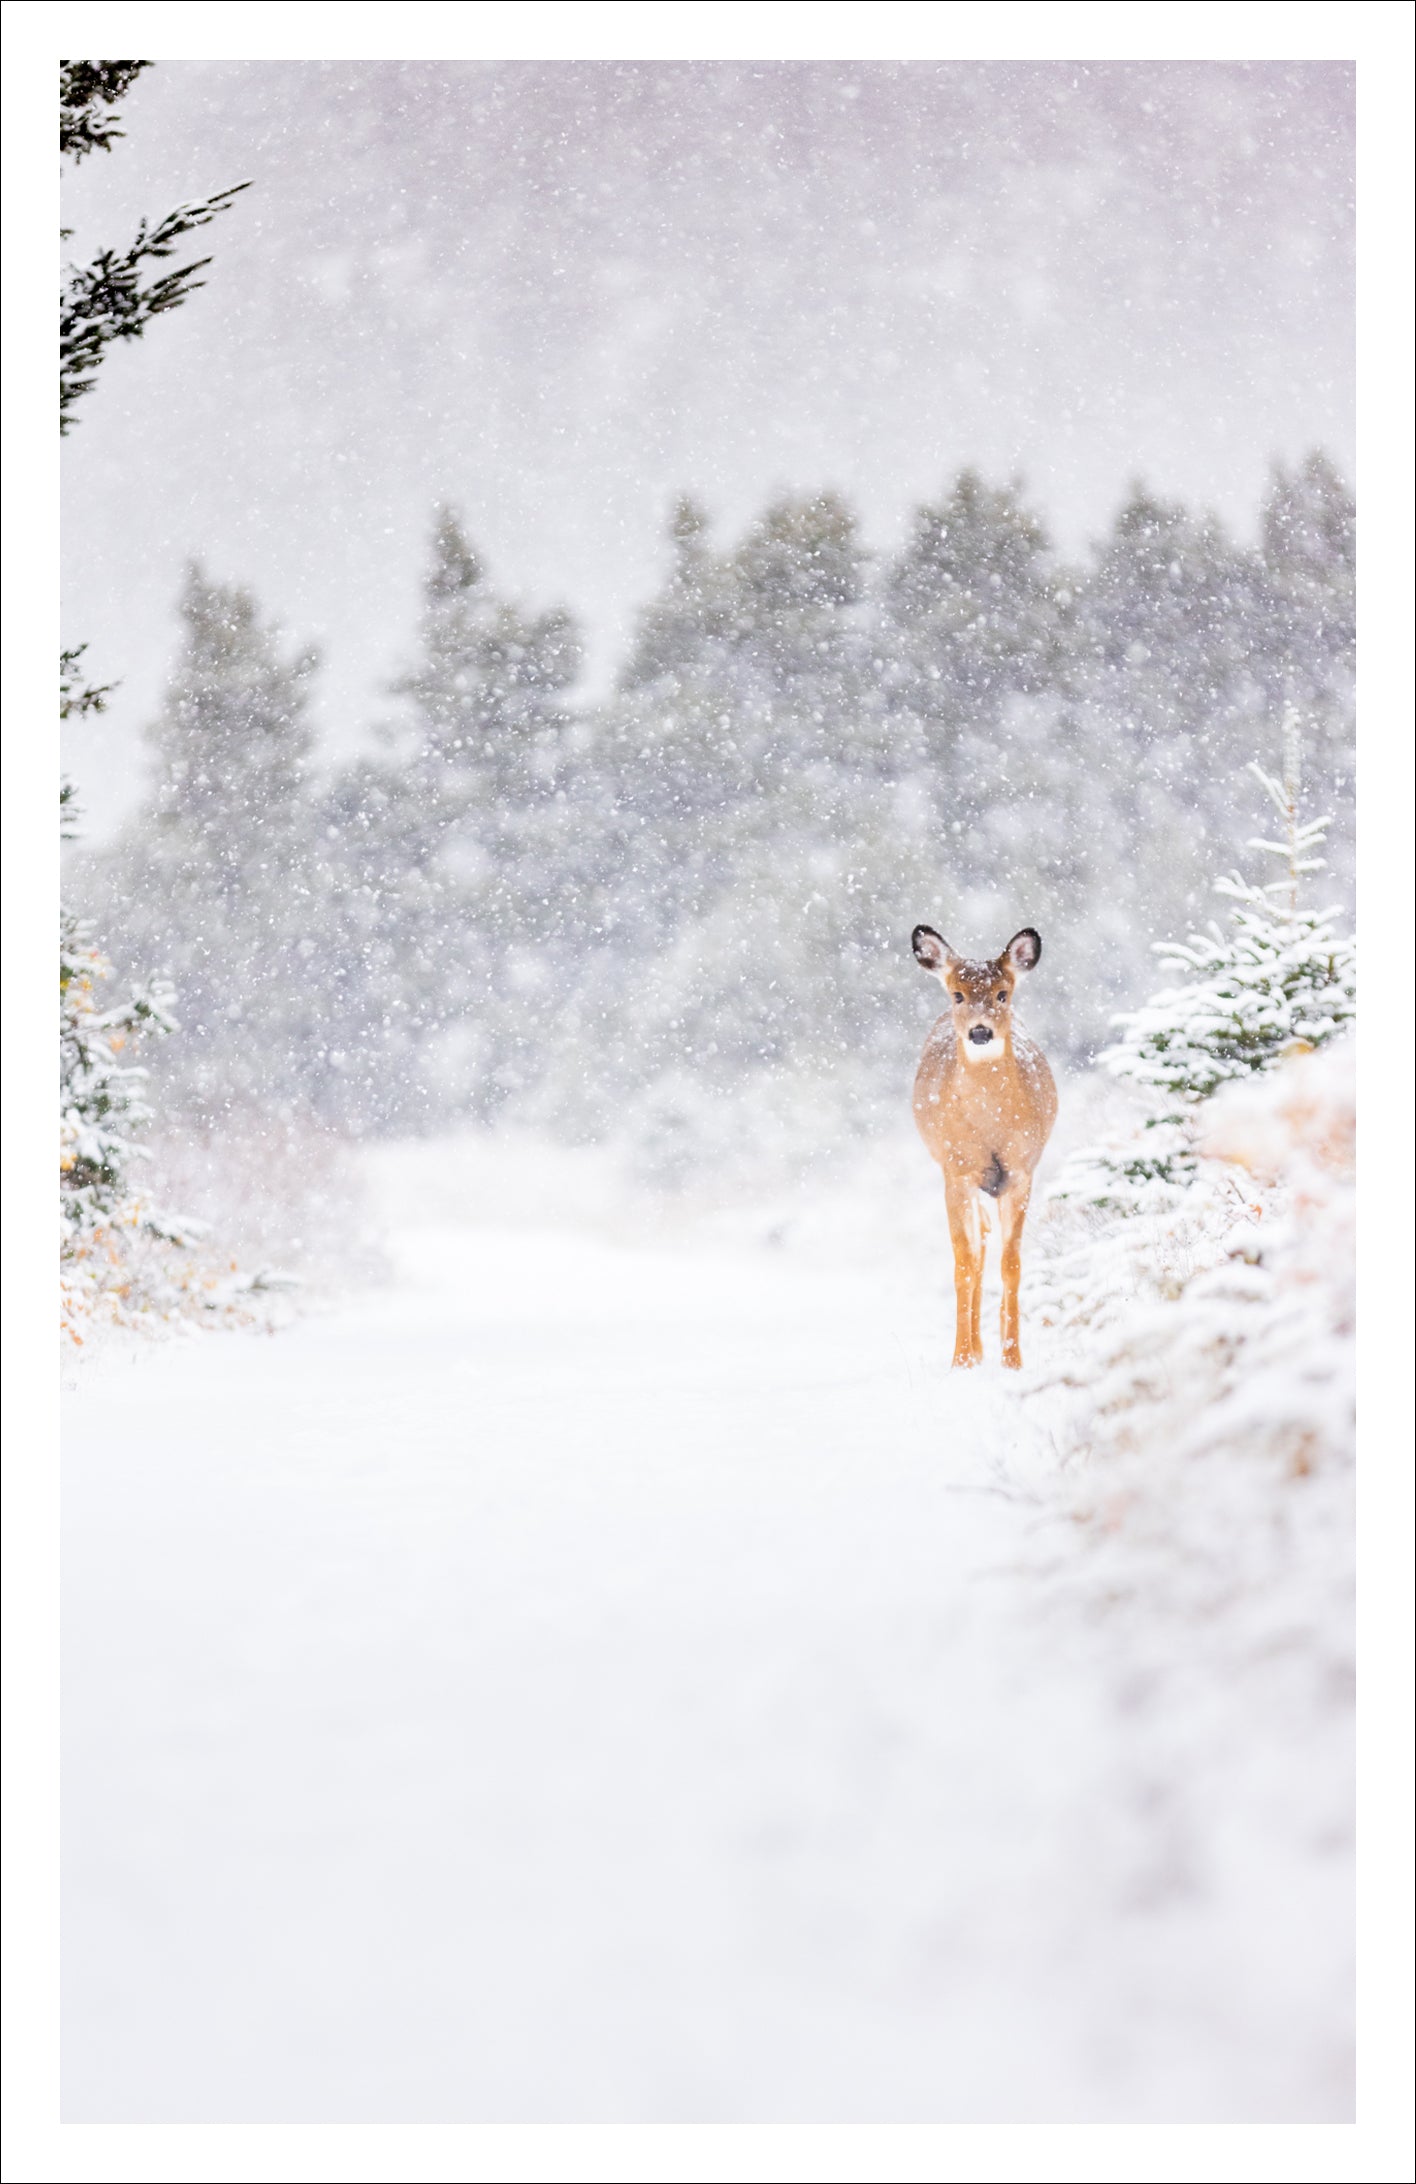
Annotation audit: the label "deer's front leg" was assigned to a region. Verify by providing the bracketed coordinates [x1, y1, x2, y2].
[997, 1177, 1033, 1371]
[944, 1174, 984, 1369]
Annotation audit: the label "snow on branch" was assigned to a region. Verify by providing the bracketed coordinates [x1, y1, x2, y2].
[60, 183, 250, 432]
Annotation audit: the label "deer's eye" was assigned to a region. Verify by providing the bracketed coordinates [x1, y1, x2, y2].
[952, 991, 965, 1004]
[997, 990, 1008, 1002]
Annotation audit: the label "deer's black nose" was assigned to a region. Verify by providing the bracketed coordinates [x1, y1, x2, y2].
[968, 1025, 993, 1045]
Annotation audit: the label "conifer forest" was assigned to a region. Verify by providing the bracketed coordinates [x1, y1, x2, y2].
[55, 55, 1368, 2140]
[74, 460, 1354, 1184]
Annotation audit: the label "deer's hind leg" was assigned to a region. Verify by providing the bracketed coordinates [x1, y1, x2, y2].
[944, 1173, 985, 1370]
[997, 1176, 1033, 1371]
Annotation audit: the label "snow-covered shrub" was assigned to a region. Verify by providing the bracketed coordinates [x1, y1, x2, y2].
[1017, 1040, 1355, 2088]
[59, 912, 286, 1345]
[61, 908, 182, 1243]
[1028, 1036, 1354, 1500]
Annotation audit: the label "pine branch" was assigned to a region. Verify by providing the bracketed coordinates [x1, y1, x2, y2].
[59, 61, 150, 163]
[61, 644, 116, 719]
[1245, 834, 1329, 865]
[59, 182, 251, 432]
[1246, 761, 1290, 817]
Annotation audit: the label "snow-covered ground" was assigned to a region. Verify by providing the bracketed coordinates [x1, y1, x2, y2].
[61, 1130, 1353, 2124]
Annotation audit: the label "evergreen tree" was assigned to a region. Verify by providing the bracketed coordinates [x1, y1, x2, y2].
[1255, 451, 1356, 825]
[86, 569, 324, 1123]
[146, 566, 318, 856]
[1260, 450, 1355, 652]
[1052, 715, 1356, 1212]
[594, 497, 748, 963]
[60, 908, 178, 1244]
[1050, 483, 1280, 1000]
[880, 469, 1058, 752]
[1104, 727, 1356, 1107]
[321, 509, 581, 1125]
[1064, 479, 1271, 815]
[618, 495, 726, 692]
[389, 506, 579, 819]
[871, 473, 1083, 1047]
[626, 490, 878, 807]
[59, 907, 196, 1336]
[722, 492, 870, 742]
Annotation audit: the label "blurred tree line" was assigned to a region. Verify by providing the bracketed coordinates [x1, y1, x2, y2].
[72, 454, 1354, 1184]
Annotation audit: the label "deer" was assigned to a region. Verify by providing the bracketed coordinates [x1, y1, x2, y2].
[910, 924, 1058, 1371]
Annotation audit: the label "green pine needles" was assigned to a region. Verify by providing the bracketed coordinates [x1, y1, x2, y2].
[59, 61, 249, 434]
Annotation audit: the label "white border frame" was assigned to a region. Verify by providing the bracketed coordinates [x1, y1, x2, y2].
[5, 7, 1412, 2181]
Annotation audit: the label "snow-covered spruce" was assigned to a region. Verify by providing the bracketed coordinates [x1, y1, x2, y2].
[61, 909, 186, 1335]
[1050, 727, 1355, 1215]
[59, 911, 287, 1343]
[61, 908, 179, 1235]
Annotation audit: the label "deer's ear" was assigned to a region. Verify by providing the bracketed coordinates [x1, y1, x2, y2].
[1005, 928, 1042, 972]
[912, 925, 954, 973]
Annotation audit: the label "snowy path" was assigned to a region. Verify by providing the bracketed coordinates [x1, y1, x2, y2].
[62, 1219, 1344, 2123]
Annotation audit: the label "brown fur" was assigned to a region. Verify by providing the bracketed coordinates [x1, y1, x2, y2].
[911, 928, 1058, 1370]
